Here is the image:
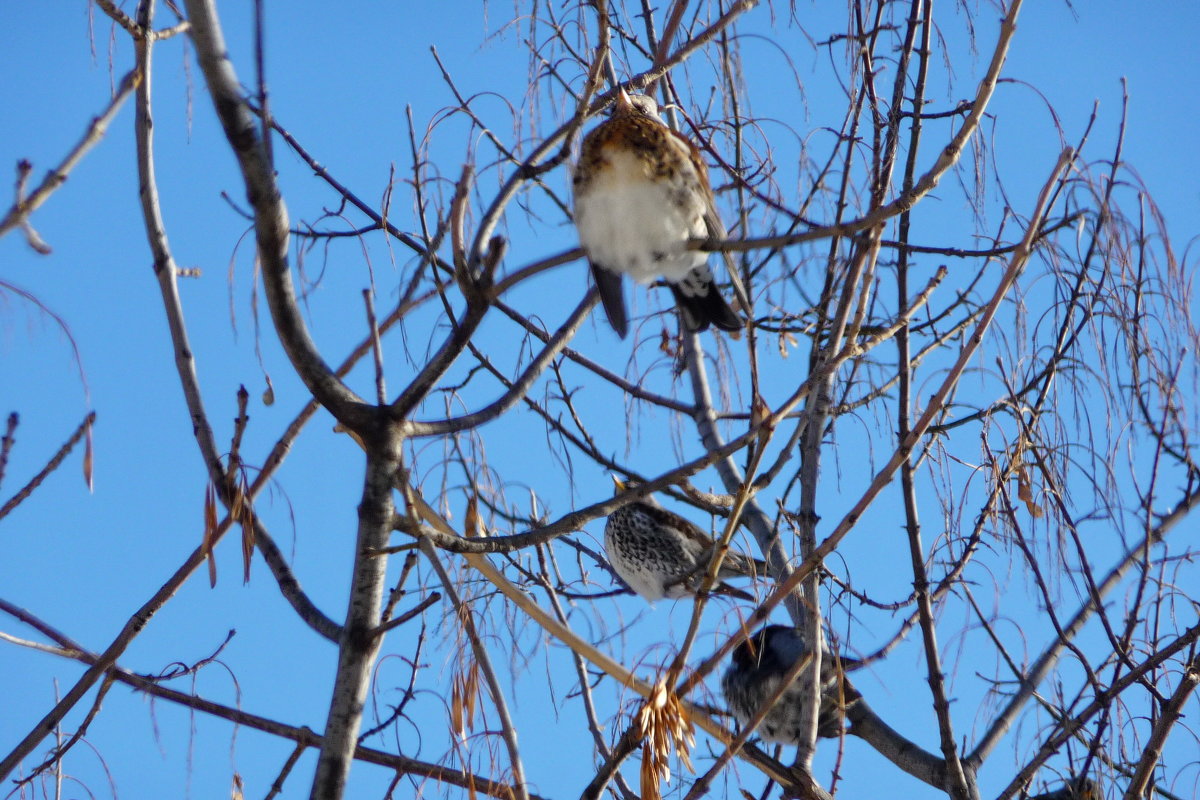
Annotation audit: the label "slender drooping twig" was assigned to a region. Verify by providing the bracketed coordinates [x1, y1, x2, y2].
[736, 147, 1076, 643]
[420, 539, 530, 800]
[968, 483, 1200, 770]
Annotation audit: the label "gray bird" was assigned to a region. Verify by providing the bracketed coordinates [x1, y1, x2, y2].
[604, 477, 765, 602]
[721, 624, 861, 742]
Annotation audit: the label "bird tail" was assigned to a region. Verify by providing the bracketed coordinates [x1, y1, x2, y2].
[720, 550, 770, 582]
[712, 582, 755, 602]
[590, 262, 629, 339]
[670, 283, 742, 333]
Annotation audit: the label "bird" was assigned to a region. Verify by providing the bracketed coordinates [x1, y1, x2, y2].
[721, 624, 861, 742]
[603, 476, 765, 602]
[1027, 778, 1102, 800]
[572, 88, 743, 339]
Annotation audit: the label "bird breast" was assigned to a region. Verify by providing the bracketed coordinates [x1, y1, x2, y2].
[574, 148, 709, 284]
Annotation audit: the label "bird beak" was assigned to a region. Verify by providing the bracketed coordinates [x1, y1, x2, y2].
[614, 87, 633, 112]
[611, 474, 628, 493]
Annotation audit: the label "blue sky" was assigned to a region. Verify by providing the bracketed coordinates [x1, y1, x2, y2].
[2, 2, 1199, 799]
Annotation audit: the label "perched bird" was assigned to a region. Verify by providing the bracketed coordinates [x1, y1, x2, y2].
[1028, 778, 1102, 800]
[603, 477, 765, 602]
[573, 89, 743, 338]
[721, 624, 861, 742]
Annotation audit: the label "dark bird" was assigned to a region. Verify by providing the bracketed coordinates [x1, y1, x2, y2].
[603, 477, 765, 602]
[573, 89, 743, 338]
[721, 624, 861, 742]
[1028, 778, 1102, 800]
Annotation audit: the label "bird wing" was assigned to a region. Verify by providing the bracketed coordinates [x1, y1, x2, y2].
[642, 503, 766, 579]
[668, 126, 752, 320]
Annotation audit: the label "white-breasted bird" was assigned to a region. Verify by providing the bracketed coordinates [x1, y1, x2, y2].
[573, 90, 743, 338]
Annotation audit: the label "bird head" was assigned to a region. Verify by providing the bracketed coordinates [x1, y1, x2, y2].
[731, 625, 798, 673]
[732, 625, 862, 676]
[612, 88, 663, 122]
[610, 475, 662, 507]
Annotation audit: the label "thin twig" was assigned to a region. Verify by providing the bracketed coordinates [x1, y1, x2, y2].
[0, 412, 95, 521]
[363, 289, 387, 404]
[968, 483, 1200, 768]
[0, 69, 140, 243]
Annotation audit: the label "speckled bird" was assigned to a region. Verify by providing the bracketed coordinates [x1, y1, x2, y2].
[573, 89, 743, 338]
[721, 624, 861, 742]
[603, 477, 765, 602]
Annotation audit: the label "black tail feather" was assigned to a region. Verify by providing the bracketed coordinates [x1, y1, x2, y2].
[670, 283, 743, 333]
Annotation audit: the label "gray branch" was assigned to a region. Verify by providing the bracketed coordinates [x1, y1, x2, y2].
[182, 0, 370, 430]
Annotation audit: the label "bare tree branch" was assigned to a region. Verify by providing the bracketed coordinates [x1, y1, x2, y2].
[0, 69, 140, 245]
[182, 0, 370, 429]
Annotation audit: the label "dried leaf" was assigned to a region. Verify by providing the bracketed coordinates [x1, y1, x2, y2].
[464, 661, 479, 729]
[634, 680, 695, 800]
[1017, 463, 1044, 518]
[82, 415, 94, 492]
[450, 678, 464, 739]
[203, 483, 219, 587]
[450, 661, 480, 741]
[464, 491, 483, 538]
[239, 485, 255, 584]
[778, 330, 798, 358]
[640, 749, 659, 800]
[231, 772, 244, 800]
